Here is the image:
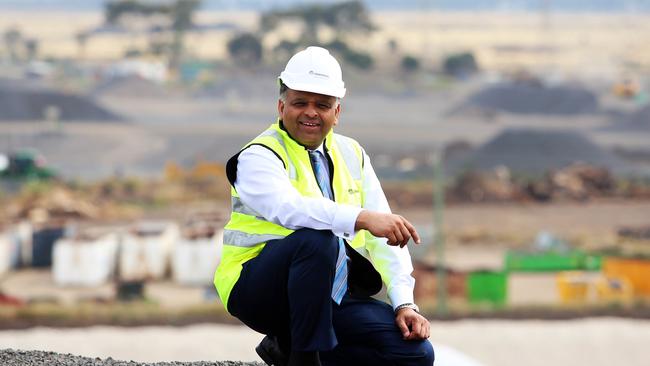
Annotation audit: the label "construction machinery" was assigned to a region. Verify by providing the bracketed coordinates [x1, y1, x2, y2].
[0, 150, 57, 181]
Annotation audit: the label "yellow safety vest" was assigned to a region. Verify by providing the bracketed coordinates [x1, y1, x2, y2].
[214, 121, 367, 311]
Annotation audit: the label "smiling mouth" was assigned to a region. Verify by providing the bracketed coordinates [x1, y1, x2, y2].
[299, 121, 320, 128]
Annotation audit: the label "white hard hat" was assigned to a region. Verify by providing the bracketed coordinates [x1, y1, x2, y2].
[279, 46, 346, 98]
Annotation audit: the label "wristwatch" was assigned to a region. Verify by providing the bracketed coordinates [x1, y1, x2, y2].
[395, 302, 419, 314]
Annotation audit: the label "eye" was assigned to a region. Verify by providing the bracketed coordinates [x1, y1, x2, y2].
[292, 101, 306, 107]
[318, 103, 331, 109]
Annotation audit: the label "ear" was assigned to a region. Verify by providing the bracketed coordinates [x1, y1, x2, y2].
[278, 99, 285, 118]
[333, 102, 341, 126]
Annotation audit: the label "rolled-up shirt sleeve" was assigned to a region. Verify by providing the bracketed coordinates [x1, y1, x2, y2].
[234, 145, 362, 240]
[360, 151, 416, 310]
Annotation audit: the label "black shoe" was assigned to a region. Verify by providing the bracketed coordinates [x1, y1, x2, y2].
[256, 335, 288, 366]
[288, 351, 321, 366]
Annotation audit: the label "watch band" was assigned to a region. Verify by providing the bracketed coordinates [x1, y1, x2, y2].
[395, 302, 419, 314]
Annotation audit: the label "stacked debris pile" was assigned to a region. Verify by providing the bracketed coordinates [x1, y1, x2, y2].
[448, 128, 627, 177]
[449, 166, 521, 203]
[7, 186, 99, 223]
[620, 179, 650, 199]
[0, 80, 123, 122]
[526, 163, 616, 201]
[454, 80, 599, 116]
[0, 349, 263, 366]
[450, 163, 620, 203]
[412, 260, 467, 300]
[617, 225, 650, 240]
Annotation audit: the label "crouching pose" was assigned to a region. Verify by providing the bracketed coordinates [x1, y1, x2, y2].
[214, 46, 434, 366]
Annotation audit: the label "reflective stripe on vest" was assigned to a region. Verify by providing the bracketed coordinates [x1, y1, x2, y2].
[222, 229, 286, 247]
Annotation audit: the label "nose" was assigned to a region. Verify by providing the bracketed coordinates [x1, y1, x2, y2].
[304, 103, 318, 118]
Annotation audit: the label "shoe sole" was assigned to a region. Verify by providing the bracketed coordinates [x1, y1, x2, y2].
[255, 344, 276, 366]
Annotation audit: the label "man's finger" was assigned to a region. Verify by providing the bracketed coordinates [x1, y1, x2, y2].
[409, 320, 422, 339]
[386, 233, 398, 246]
[419, 319, 430, 339]
[398, 222, 411, 248]
[404, 220, 421, 244]
[396, 318, 410, 338]
[393, 222, 405, 244]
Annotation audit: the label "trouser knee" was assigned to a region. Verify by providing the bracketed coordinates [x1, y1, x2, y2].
[422, 341, 435, 365]
[287, 228, 339, 264]
[386, 340, 435, 366]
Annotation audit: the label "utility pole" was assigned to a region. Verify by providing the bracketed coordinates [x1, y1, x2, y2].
[432, 147, 447, 316]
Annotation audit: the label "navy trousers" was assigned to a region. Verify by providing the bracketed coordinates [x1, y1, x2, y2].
[228, 228, 434, 366]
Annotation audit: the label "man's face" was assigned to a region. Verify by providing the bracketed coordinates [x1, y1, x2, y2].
[278, 88, 340, 150]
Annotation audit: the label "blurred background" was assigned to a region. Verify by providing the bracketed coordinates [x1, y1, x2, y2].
[0, 1, 649, 365]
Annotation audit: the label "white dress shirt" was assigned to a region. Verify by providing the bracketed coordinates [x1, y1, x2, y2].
[235, 142, 415, 309]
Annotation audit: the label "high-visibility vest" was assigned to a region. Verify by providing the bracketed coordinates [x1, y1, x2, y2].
[214, 122, 367, 310]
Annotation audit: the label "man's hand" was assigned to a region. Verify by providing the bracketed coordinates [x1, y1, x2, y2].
[395, 308, 430, 340]
[355, 210, 421, 247]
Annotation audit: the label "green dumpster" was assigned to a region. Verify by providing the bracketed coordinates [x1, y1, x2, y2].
[505, 250, 602, 272]
[467, 271, 508, 307]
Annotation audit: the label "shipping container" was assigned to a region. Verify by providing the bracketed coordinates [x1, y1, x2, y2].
[603, 257, 650, 297]
[119, 221, 180, 281]
[15, 221, 33, 267]
[52, 233, 119, 286]
[0, 231, 11, 275]
[171, 229, 223, 285]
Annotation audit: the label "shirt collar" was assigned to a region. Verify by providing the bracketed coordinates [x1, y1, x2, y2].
[312, 144, 325, 154]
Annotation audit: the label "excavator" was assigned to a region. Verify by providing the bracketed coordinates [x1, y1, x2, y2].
[0, 150, 57, 182]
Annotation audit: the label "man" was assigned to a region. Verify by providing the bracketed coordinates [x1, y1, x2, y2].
[214, 46, 434, 366]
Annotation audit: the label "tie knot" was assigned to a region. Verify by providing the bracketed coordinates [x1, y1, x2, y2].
[309, 150, 325, 167]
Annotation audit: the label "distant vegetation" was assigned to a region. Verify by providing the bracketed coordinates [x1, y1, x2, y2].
[104, 0, 202, 69]
[227, 0, 378, 70]
[4, 0, 650, 12]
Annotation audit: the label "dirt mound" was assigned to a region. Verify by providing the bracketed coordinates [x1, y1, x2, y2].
[92, 76, 172, 99]
[608, 105, 650, 132]
[449, 129, 625, 176]
[456, 81, 599, 115]
[0, 81, 123, 122]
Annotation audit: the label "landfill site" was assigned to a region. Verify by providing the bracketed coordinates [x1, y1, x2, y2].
[1, 3, 650, 366]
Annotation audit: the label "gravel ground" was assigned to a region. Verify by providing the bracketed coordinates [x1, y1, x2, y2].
[0, 349, 264, 366]
[1, 319, 648, 366]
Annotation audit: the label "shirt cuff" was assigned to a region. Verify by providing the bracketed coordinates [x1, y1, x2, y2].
[388, 285, 415, 311]
[331, 204, 363, 241]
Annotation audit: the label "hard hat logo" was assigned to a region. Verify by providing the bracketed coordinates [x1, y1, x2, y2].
[308, 70, 330, 79]
[279, 46, 346, 98]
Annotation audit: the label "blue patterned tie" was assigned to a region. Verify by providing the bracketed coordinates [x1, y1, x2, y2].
[309, 150, 348, 305]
